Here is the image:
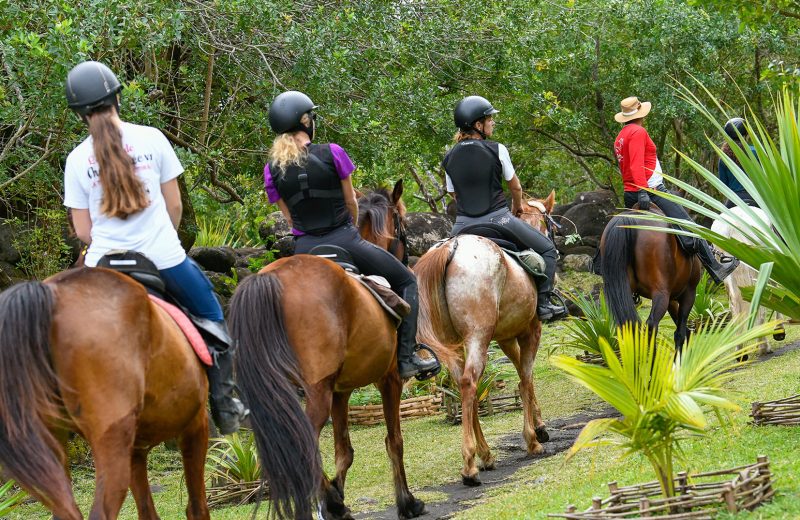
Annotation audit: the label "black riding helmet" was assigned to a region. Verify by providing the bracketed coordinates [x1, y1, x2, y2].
[268, 91, 317, 134]
[454, 96, 499, 132]
[65, 61, 122, 116]
[724, 117, 747, 141]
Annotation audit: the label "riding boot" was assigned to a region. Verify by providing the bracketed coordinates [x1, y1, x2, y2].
[696, 240, 740, 284]
[536, 252, 568, 321]
[397, 287, 441, 380]
[204, 322, 250, 435]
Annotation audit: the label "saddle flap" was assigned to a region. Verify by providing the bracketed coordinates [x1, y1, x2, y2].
[148, 296, 213, 366]
[502, 248, 549, 285]
[309, 245, 360, 274]
[455, 223, 520, 252]
[347, 272, 409, 326]
[97, 250, 166, 294]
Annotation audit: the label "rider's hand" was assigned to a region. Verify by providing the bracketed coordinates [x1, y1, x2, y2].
[637, 190, 651, 211]
[512, 204, 523, 217]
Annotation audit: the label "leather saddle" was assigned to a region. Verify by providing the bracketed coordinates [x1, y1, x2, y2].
[308, 245, 410, 324]
[453, 223, 548, 284]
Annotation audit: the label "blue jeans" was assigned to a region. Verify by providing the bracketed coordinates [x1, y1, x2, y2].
[159, 257, 224, 321]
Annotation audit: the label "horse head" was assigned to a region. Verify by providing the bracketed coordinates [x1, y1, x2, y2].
[519, 189, 556, 239]
[357, 179, 409, 264]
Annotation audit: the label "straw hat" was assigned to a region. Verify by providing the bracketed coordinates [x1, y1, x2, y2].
[615, 96, 652, 123]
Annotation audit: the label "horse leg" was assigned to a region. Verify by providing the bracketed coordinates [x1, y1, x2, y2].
[87, 413, 137, 519]
[130, 448, 159, 520]
[471, 393, 494, 471]
[377, 371, 425, 518]
[48, 430, 81, 520]
[305, 378, 343, 520]
[178, 410, 210, 520]
[646, 293, 670, 344]
[330, 390, 355, 513]
[673, 290, 695, 353]
[460, 332, 491, 486]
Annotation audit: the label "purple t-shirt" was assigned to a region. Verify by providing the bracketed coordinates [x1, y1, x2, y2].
[263, 143, 356, 235]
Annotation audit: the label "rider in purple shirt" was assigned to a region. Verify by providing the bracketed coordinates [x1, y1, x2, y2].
[263, 91, 440, 381]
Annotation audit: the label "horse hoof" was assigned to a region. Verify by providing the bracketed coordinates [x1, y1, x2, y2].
[528, 442, 545, 456]
[462, 474, 482, 487]
[399, 497, 426, 519]
[774, 331, 786, 341]
[535, 426, 550, 443]
[479, 459, 496, 471]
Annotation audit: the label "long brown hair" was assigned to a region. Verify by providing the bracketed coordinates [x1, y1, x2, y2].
[87, 107, 148, 219]
[721, 141, 742, 168]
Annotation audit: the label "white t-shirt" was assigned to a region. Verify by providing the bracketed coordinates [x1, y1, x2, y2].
[648, 159, 664, 188]
[445, 142, 516, 192]
[64, 122, 186, 269]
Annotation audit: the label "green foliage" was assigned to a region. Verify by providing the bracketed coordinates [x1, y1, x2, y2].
[562, 290, 618, 356]
[246, 250, 277, 273]
[195, 216, 255, 249]
[552, 319, 776, 498]
[8, 209, 72, 279]
[634, 87, 800, 321]
[206, 432, 261, 485]
[688, 272, 729, 326]
[0, 479, 25, 516]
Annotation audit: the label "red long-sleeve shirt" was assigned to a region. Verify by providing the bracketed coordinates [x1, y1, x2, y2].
[614, 123, 662, 192]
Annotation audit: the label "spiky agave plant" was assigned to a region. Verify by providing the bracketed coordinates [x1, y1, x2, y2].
[552, 319, 776, 498]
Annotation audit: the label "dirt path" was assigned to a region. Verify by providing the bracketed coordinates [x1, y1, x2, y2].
[356, 339, 800, 520]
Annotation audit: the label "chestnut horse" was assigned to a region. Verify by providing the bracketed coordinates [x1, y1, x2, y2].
[600, 209, 701, 351]
[412, 191, 555, 486]
[0, 267, 209, 519]
[228, 201, 424, 519]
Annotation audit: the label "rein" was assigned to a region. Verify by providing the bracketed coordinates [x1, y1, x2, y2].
[390, 209, 409, 266]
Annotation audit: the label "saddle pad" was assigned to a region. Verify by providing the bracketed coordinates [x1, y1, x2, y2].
[346, 273, 410, 327]
[148, 295, 213, 366]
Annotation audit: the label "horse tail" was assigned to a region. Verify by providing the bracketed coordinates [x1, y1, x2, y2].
[0, 282, 66, 507]
[228, 272, 321, 519]
[602, 216, 640, 326]
[413, 241, 462, 368]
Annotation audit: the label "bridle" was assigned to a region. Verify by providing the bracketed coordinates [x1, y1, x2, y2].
[520, 200, 561, 242]
[389, 208, 409, 266]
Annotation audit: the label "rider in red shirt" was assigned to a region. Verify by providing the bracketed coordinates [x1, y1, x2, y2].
[614, 96, 739, 284]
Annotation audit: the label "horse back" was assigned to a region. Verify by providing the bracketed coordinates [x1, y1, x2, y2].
[263, 255, 397, 389]
[45, 267, 206, 443]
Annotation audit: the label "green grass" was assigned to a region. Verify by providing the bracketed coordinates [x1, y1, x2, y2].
[10, 272, 800, 519]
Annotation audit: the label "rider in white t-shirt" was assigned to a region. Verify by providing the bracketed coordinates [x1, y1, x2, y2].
[63, 61, 247, 435]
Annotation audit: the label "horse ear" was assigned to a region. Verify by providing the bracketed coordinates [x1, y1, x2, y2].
[545, 190, 556, 212]
[354, 188, 365, 200]
[391, 179, 404, 204]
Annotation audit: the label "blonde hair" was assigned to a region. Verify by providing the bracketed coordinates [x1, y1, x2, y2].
[88, 106, 148, 219]
[269, 113, 312, 172]
[453, 130, 476, 143]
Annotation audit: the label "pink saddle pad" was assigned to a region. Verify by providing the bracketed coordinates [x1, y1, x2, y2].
[148, 295, 213, 366]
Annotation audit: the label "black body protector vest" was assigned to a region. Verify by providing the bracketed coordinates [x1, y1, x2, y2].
[442, 139, 508, 217]
[271, 144, 350, 235]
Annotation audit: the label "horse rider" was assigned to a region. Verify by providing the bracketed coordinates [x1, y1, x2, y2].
[63, 61, 248, 435]
[614, 96, 740, 284]
[263, 90, 440, 380]
[442, 95, 568, 322]
[719, 117, 758, 208]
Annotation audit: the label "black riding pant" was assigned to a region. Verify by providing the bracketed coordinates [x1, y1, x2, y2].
[623, 185, 702, 253]
[294, 224, 419, 348]
[451, 208, 558, 295]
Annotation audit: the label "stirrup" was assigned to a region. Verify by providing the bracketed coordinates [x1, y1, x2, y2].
[413, 345, 441, 381]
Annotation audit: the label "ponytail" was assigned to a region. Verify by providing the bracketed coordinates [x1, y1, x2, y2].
[87, 107, 148, 219]
[721, 141, 742, 169]
[268, 113, 312, 174]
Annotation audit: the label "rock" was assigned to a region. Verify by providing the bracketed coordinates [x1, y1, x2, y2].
[205, 271, 236, 297]
[573, 189, 617, 206]
[563, 254, 594, 273]
[0, 220, 20, 264]
[561, 202, 616, 238]
[405, 212, 454, 257]
[258, 212, 292, 245]
[0, 261, 26, 289]
[189, 246, 237, 273]
[274, 236, 295, 258]
[235, 267, 253, 281]
[560, 245, 597, 257]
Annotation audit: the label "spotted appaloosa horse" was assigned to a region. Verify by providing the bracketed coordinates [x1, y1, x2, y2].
[412, 191, 556, 486]
[0, 268, 210, 519]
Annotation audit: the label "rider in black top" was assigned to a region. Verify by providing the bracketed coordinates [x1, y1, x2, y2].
[442, 96, 568, 321]
[264, 91, 440, 380]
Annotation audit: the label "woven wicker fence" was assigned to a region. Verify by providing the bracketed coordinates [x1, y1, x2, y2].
[442, 389, 523, 424]
[751, 394, 800, 426]
[549, 456, 773, 519]
[348, 393, 442, 426]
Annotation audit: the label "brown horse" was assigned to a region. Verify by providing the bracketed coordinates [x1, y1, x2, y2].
[357, 179, 408, 265]
[412, 191, 556, 486]
[228, 219, 425, 518]
[0, 268, 210, 519]
[600, 209, 701, 351]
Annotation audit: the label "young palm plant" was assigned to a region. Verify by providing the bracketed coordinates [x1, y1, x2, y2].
[552, 319, 776, 499]
[0, 479, 25, 516]
[632, 86, 800, 321]
[562, 290, 618, 356]
[688, 272, 729, 329]
[206, 432, 262, 485]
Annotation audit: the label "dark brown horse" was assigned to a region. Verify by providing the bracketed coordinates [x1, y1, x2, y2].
[600, 209, 701, 351]
[0, 268, 210, 519]
[229, 196, 424, 519]
[357, 179, 408, 265]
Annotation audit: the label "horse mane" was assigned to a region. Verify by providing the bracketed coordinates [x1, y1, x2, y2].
[358, 187, 394, 241]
